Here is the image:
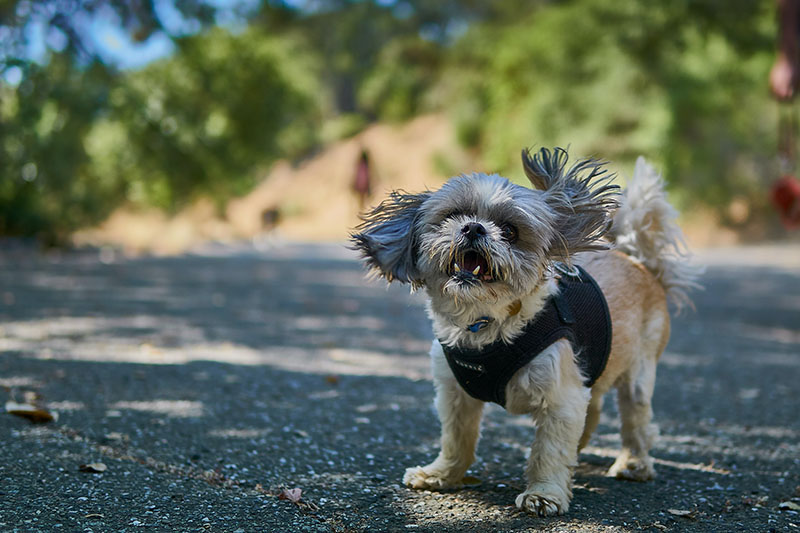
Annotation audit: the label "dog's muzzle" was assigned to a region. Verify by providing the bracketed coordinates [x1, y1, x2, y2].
[449, 249, 496, 283]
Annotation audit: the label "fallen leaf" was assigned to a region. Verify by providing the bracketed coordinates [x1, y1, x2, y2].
[276, 486, 319, 512]
[5, 401, 56, 423]
[324, 375, 339, 385]
[779, 501, 800, 511]
[279, 488, 302, 503]
[79, 463, 107, 473]
[461, 475, 481, 486]
[667, 509, 697, 519]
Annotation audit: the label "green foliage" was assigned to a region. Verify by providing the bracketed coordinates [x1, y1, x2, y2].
[358, 37, 442, 122]
[319, 113, 368, 145]
[660, 27, 777, 214]
[442, 0, 777, 214]
[0, 26, 322, 239]
[0, 56, 120, 243]
[0, 0, 787, 241]
[104, 27, 321, 210]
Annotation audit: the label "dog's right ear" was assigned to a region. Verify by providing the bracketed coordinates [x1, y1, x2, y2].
[350, 190, 431, 284]
[522, 147, 620, 261]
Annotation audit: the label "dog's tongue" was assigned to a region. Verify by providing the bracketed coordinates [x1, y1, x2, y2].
[461, 251, 489, 274]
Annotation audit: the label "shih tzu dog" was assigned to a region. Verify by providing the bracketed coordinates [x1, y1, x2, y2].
[351, 147, 699, 516]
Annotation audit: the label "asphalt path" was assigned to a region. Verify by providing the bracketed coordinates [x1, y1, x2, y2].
[1, 242, 799, 532]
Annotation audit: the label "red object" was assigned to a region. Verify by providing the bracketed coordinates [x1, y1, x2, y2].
[771, 174, 800, 229]
[353, 158, 371, 196]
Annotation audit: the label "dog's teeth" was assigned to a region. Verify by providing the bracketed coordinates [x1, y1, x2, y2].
[472, 265, 480, 275]
[454, 263, 461, 272]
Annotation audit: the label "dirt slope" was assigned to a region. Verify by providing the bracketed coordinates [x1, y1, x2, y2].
[74, 114, 474, 254]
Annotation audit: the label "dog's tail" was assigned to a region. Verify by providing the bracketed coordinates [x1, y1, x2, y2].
[609, 157, 702, 312]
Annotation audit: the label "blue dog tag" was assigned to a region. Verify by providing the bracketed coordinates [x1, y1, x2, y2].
[467, 317, 492, 332]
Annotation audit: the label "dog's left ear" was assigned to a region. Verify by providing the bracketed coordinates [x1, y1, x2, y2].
[350, 190, 431, 284]
[522, 147, 620, 261]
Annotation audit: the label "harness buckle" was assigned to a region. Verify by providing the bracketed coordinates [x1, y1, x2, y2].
[466, 316, 492, 332]
[553, 261, 581, 279]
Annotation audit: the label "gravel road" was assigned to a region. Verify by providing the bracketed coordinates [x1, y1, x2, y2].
[1, 241, 798, 532]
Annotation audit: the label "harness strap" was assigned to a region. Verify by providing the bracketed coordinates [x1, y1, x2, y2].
[441, 266, 612, 407]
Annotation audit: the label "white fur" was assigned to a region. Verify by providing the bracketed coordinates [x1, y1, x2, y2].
[427, 276, 557, 349]
[403, 342, 484, 489]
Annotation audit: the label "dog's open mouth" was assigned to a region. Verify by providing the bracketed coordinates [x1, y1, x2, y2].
[450, 250, 496, 283]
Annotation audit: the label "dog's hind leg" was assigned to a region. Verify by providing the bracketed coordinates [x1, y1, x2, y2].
[578, 393, 604, 452]
[608, 356, 658, 481]
[404, 342, 484, 490]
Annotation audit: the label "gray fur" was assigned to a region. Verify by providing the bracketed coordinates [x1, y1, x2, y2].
[352, 148, 621, 320]
[351, 190, 432, 283]
[414, 173, 557, 305]
[522, 147, 620, 262]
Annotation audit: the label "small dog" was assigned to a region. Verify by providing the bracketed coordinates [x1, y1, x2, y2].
[351, 147, 699, 516]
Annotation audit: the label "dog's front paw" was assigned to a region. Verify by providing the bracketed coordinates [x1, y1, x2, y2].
[403, 465, 461, 490]
[515, 486, 570, 516]
[607, 453, 655, 482]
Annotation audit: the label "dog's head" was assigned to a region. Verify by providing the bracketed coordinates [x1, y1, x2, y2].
[351, 147, 619, 303]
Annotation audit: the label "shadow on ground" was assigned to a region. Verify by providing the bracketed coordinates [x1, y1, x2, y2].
[1, 243, 798, 532]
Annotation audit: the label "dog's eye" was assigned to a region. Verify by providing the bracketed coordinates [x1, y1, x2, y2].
[500, 223, 518, 243]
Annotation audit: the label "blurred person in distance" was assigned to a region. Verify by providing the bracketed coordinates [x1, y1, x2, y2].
[771, 0, 800, 100]
[770, 0, 800, 228]
[353, 148, 373, 212]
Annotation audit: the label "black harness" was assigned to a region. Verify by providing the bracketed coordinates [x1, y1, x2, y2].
[441, 266, 612, 407]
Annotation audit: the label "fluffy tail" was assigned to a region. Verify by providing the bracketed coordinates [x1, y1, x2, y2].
[610, 157, 702, 312]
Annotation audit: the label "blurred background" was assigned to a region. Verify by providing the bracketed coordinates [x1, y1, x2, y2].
[0, 0, 794, 254]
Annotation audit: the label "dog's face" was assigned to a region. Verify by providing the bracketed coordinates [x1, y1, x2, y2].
[413, 174, 556, 303]
[351, 148, 619, 305]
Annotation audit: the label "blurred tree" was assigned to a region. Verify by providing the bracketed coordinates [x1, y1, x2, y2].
[0, 1, 319, 240]
[0, 0, 787, 241]
[0, 55, 118, 243]
[358, 36, 441, 121]
[0, 0, 218, 241]
[103, 26, 321, 210]
[288, 1, 427, 115]
[266, 0, 538, 117]
[442, 0, 776, 217]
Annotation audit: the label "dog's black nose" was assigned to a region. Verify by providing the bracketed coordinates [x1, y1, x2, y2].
[461, 222, 487, 240]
